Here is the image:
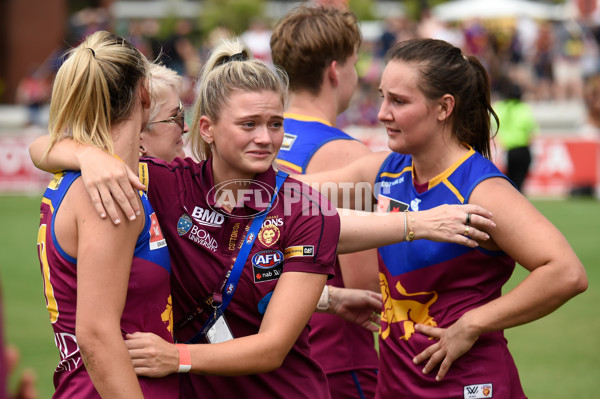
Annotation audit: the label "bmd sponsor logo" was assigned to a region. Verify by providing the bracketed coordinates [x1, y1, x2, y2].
[191, 206, 225, 227]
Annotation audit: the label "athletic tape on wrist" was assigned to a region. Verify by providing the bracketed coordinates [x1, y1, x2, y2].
[176, 344, 192, 373]
[316, 285, 330, 310]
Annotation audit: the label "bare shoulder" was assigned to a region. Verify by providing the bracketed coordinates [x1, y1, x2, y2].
[470, 176, 564, 267]
[307, 139, 372, 173]
[470, 177, 536, 215]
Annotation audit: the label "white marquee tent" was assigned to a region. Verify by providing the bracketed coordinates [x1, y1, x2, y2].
[431, 0, 570, 21]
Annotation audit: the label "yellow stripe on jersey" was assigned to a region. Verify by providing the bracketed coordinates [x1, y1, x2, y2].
[429, 147, 475, 194]
[380, 165, 412, 179]
[284, 113, 332, 126]
[276, 159, 303, 173]
[443, 180, 465, 203]
[41, 197, 54, 213]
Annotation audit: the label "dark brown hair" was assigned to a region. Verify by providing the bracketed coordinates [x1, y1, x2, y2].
[386, 38, 498, 159]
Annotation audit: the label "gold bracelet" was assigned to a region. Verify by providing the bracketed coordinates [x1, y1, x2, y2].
[405, 210, 416, 241]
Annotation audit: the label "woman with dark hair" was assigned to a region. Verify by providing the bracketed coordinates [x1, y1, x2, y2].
[295, 38, 587, 398]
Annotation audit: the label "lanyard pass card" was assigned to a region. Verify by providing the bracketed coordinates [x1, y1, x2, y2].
[202, 307, 234, 344]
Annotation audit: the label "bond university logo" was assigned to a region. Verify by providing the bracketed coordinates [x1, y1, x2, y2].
[379, 273, 437, 341]
[177, 214, 193, 236]
[463, 383, 493, 398]
[177, 213, 218, 252]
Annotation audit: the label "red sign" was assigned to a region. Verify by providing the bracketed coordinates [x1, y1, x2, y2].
[0, 133, 52, 192]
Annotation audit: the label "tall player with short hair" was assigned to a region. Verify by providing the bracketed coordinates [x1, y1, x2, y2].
[271, 5, 380, 398]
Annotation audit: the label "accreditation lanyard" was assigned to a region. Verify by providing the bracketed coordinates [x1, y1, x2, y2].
[188, 170, 288, 343]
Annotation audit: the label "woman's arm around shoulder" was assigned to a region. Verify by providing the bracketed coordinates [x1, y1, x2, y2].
[30, 135, 145, 223]
[294, 151, 391, 206]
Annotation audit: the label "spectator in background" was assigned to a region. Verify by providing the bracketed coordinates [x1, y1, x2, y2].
[160, 19, 196, 76]
[532, 21, 556, 100]
[15, 67, 51, 127]
[494, 80, 538, 192]
[241, 18, 273, 65]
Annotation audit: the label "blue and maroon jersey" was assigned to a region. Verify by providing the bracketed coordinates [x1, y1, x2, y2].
[37, 171, 178, 399]
[374, 149, 526, 399]
[275, 114, 360, 174]
[276, 115, 379, 379]
[141, 157, 340, 398]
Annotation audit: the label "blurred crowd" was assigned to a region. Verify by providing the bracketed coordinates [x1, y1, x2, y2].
[14, 4, 600, 135]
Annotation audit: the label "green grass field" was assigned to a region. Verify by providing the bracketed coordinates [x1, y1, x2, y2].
[0, 194, 598, 398]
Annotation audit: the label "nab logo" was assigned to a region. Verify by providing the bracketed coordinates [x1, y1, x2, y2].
[252, 250, 283, 269]
[379, 273, 438, 341]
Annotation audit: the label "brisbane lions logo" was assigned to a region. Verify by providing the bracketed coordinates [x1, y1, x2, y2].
[258, 225, 280, 247]
[379, 273, 438, 341]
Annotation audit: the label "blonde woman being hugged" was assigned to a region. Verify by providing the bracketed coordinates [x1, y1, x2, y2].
[34, 31, 178, 398]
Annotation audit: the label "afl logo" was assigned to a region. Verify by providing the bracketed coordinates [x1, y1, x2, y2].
[252, 250, 283, 269]
[177, 214, 193, 236]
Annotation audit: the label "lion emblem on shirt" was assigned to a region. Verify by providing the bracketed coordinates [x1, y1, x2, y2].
[380, 273, 438, 341]
[258, 225, 280, 247]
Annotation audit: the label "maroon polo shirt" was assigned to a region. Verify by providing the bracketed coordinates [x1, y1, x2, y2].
[142, 156, 339, 398]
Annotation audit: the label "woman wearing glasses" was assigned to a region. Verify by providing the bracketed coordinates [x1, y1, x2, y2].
[140, 64, 189, 162]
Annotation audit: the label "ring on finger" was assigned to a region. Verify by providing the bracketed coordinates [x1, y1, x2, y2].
[466, 213, 472, 225]
[464, 225, 470, 236]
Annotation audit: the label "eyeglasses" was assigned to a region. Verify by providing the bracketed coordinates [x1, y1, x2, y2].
[147, 100, 185, 129]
